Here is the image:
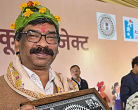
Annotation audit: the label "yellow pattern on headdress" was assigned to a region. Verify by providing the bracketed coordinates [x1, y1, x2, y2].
[20, 3, 27, 9]
[39, 7, 46, 14]
[54, 16, 61, 22]
[10, 23, 15, 29]
[33, 1, 40, 6]
[24, 9, 33, 17]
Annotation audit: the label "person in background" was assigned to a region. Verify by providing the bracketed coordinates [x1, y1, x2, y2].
[70, 65, 88, 90]
[0, 1, 78, 110]
[120, 56, 138, 109]
[112, 82, 121, 110]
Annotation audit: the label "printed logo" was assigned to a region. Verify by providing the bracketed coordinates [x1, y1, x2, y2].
[124, 19, 134, 39]
[97, 12, 117, 40]
[123, 16, 138, 42]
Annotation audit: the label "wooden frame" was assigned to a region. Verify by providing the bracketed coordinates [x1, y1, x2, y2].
[22, 88, 110, 110]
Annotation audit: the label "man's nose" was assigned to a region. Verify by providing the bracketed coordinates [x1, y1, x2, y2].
[37, 35, 47, 47]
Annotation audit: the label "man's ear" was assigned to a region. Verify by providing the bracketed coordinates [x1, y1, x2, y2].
[14, 40, 20, 54]
[80, 70, 81, 75]
[134, 64, 137, 68]
[57, 50, 59, 54]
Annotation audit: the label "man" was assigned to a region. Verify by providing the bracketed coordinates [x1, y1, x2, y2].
[0, 1, 78, 110]
[120, 56, 138, 109]
[70, 65, 88, 90]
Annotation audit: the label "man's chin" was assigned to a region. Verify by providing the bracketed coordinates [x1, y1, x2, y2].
[32, 62, 52, 69]
[73, 77, 78, 79]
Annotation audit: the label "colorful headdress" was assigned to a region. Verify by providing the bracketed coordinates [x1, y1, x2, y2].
[10, 1, 61, 33]
[97, 81, 104, 91]
[97, 81, 104, 88]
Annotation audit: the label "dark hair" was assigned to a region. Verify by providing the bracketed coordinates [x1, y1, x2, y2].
[70, 65, 80, 71]
[132, 56, 138, 68]
[112, 82, 119, 95]
[114, 82, 118, 88]
[14, 18, 60, 43]
[112, 90, 116, 95]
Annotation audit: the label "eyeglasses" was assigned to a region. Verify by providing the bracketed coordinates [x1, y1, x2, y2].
[71, 70, 79, 73]
[20, 30, 59, 44]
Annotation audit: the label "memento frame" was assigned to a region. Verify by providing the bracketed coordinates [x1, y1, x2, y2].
[22, 88, 110, 110]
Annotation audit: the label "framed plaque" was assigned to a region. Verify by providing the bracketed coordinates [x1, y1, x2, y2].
[22, 88, 110, 110]
[126, 91, 138, 110]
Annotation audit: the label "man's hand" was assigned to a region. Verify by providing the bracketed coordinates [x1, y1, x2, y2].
[20, 104, 37, 110]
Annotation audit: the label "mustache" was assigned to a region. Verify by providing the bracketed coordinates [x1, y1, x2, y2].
[30, 46, 54, 56]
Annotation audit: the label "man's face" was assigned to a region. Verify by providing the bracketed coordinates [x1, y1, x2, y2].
[15, 23, 59, 70]
[70, 66, 81, 79]
[133, 64, 138, 75]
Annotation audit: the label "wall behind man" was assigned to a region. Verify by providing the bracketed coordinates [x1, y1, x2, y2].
[1, 0, 138, 107]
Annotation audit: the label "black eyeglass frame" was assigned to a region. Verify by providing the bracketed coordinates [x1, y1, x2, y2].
[20, 30, 59, 44]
